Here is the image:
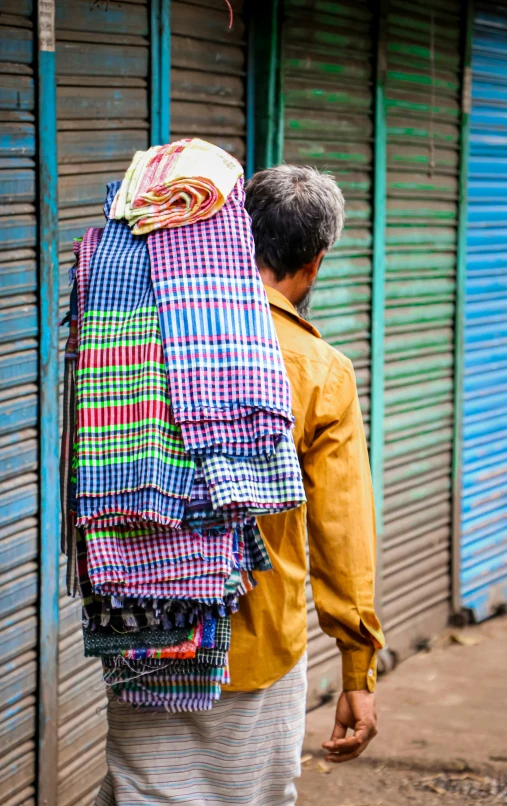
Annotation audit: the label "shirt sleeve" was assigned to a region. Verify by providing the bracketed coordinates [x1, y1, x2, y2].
[303, 355, 385, 692]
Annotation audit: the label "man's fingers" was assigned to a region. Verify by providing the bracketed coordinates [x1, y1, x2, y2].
[324, 735, 362, 753]
[325, 735, 374, 764]
[322, 719, 347, 749]
[324, 725, 372, 751]
[323, 725, 376, 759]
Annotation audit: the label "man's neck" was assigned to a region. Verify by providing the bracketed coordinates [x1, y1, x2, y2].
[258, 267, 299, 307]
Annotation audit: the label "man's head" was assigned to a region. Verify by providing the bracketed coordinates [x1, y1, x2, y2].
[245, 165, 345, 317]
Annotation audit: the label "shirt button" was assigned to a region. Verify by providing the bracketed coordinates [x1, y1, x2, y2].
[368, 669, 374, 677]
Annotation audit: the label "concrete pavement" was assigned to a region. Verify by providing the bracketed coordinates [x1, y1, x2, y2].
[298, 614, 507, 805]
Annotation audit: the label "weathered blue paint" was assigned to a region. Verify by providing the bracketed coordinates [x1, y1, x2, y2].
[36, 5, 60, 801]
[0, 77, 34, 110]
[452, 0, 473, 614]
[0, 216, 36, 250]
[370, 0, 387, 617]
[460, 1, 507, 622]
[150, 0, 161, 145]
[150, 0, 170, 145]
[0, 477, 37, 527]
[0, 437, 37, 481]
[0, 306, 38, 342]
[160, 0, 170, 143]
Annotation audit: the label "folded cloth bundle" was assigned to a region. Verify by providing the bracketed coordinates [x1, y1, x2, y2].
[110, 138, 243, 235]
[75, 192, 196, 529]
[74, 185, 304, 528]
[59, 138, 305, 712]
[149, 177, 294, 458]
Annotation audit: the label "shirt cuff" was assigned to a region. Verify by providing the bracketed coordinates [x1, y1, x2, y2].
[340, 644, 378, 692]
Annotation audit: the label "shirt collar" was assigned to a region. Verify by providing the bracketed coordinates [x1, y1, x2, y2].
[264, 285, 321, 339]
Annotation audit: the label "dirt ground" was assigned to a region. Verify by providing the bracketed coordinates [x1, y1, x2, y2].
[298, 614, 507, 805]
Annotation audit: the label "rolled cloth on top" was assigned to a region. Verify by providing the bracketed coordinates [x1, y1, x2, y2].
[110, 138, 243, 235]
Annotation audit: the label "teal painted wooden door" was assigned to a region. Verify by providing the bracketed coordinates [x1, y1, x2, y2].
[0, 1, 39, 802]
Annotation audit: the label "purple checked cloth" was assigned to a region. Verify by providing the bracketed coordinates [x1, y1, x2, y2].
[147, 178, 294, 458]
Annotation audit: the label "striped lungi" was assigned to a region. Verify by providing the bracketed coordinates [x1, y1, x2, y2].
[95, 653, 307, 805]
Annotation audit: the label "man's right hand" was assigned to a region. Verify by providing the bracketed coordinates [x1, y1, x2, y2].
[322, 689, 378, 764]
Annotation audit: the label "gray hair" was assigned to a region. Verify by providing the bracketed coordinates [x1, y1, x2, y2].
[245, 165, 345, 281]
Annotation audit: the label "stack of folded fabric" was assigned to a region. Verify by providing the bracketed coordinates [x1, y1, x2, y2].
[60, 138, 305, 712]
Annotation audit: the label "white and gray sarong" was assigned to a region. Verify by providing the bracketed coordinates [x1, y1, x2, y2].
[95, 653, 307, 805]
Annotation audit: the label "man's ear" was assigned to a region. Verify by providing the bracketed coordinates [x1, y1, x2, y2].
[305, 249, 327, 284]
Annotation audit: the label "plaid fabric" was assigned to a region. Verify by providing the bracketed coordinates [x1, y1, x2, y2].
[85, 522, 237, 593]
[75, 227, 103, 339]
[202, 433, 305, 514]
[60, 275, 82, 596]
[75, 182, 196, 528]
[107, 664, 228, 709]
[148, 178, 294, 458]
[242, 519, 272, 571]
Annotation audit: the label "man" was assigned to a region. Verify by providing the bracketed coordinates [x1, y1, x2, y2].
[96, 165, 384, 806]
[230, 164, 384, 791]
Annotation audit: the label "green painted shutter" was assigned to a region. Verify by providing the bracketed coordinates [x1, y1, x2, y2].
[55, 2, 150, 803]
[282, 0, 376, 702]
[382, 0, 461, 657]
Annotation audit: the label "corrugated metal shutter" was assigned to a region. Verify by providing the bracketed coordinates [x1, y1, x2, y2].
[55, 2, 150, 803]
[0, 2, 38, 804]
[461, 1, 507, 621]
[382, 0, 461, 657]
[281, 0, 375, 700]
[170, 0, 247, 163]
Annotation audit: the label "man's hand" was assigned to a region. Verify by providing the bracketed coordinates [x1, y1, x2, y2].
[322, 690, 378, 763]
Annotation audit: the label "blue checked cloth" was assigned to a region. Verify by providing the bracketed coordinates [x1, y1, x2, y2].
[76, 182, 196, 527]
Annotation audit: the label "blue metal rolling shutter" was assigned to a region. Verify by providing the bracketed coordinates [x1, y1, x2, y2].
[382, 0, 461, 657]
[281, 0, 375, 701]
[55, 3, 150, 803]
[0, 2, 38, 804]
[461, 1, 507, 621]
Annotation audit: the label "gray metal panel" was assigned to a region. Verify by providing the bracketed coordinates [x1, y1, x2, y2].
[461, 1, 507, 621]
[382, 0, 461, 654]
[55, 2, 149, 802]
[0, 3, 38, 803]
[282, 0, 375, 697]
[170, 0, 247, 162]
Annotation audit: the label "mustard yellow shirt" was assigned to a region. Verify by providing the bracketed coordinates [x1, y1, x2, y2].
[228, 286, 385, 693]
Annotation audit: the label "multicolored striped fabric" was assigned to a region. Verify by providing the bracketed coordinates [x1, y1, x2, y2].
[60, 285, 78, 595]
[148, 178, 295, 458]
[108, 664, 229, 710]
[110, 139, 243, 235]
[75, 183, 196, 528]
[62, 166, 306, 713]
[84, 626, 192, 658]
[85, 521, 238, 596]
[77, 523, 266, 638]
[103, 612, 233, 707]
[95, 653, 307, 805]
